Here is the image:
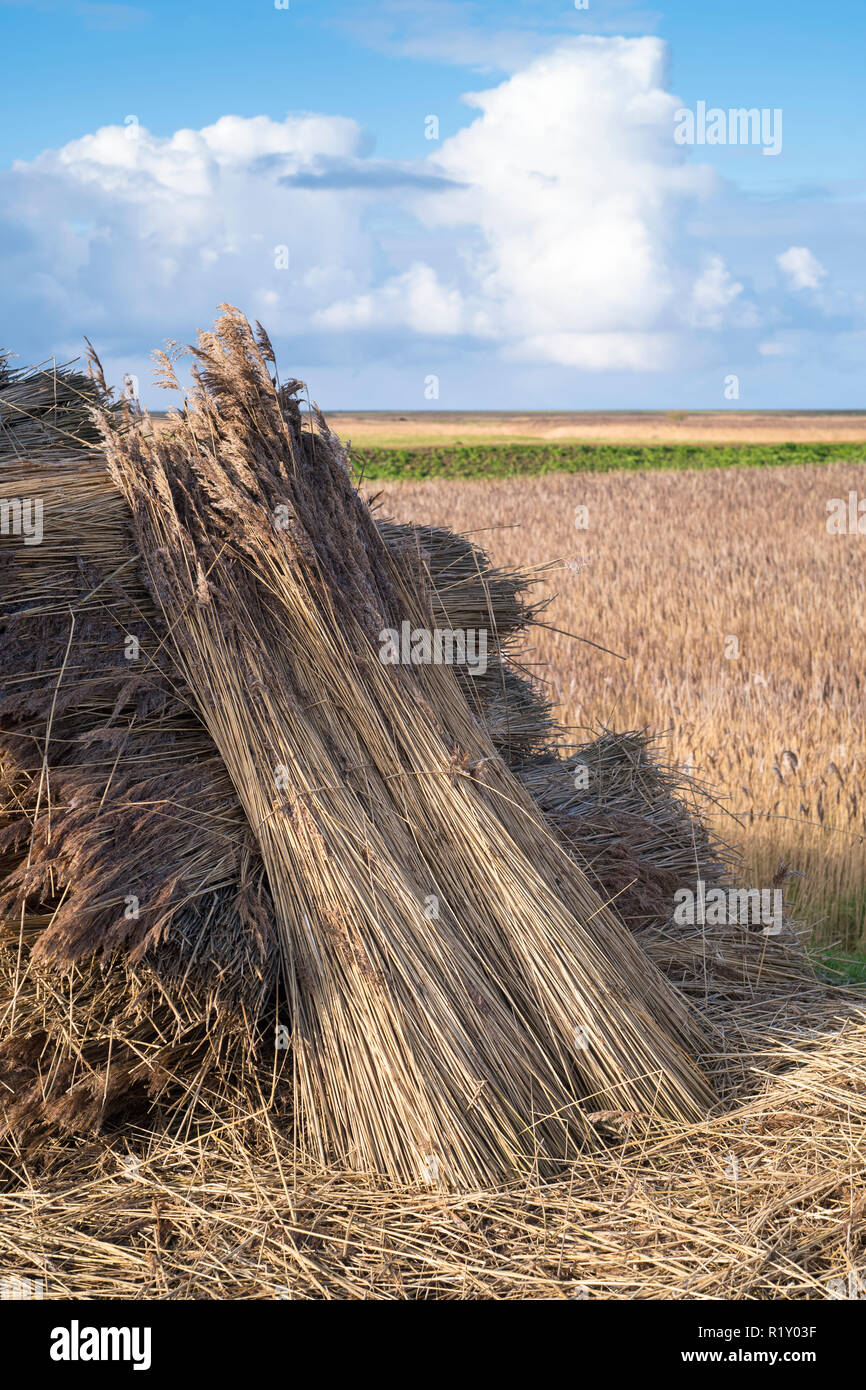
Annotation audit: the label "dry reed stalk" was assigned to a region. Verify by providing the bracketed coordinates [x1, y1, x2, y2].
[0, 338, 800, 1169]
[100, 307, 714, 1186]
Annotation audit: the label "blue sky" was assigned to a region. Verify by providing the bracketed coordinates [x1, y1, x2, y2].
[1, 0, 863, 407]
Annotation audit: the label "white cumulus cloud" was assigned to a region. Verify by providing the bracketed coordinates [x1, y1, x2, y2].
[777, 245, 827, 291]
[1, 112, 380, 362]
[316, 37, 721, 368]
[314, 263, 465, 335]
[6, 37, 843, 400]
[684, 255, 757, 329]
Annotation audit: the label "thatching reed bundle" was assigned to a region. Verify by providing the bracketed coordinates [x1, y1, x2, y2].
[377, 518, 557, 764]
[0, 352, 283, 1142]
[94, 307, 720, 1184]
[1, 311, 779, 1185]
[0, 349, 555, 1149]
[520, 732, 815, 999]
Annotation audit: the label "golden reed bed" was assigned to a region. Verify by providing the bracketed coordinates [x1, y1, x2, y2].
[379, 464, 866, 954]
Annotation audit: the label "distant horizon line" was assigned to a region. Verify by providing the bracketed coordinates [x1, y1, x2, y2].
[144, 407, 866, 418]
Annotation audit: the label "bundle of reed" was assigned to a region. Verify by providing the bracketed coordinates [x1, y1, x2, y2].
[0, 357, 553, 979]
[0, 350, 561, 1147]
[375, 518, 557, 763]
[0, 327, 808, 1174]
[0, 355, 274, 969]
[1, 724, 799, 1148]
[93, 305, 714, 1186]
[1, 330, 793, 1172]
[0, 354, 286, 1141]
[0, 896, 281, 1146]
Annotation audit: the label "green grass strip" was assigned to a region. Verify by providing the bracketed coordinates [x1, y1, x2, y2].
[354, 441, 866, 481]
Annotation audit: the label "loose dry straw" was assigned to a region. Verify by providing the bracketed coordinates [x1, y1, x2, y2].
[102, 306, 713, 1187]
[2, 993, 863, 1300]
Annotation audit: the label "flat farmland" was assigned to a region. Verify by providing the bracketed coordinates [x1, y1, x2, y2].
[329, 409, 866, 447]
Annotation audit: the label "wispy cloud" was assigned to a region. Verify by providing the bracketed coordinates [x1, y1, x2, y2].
[279, 158, 462, 192]
[330, 0, 661, 74]
[75, 3, 150, 31]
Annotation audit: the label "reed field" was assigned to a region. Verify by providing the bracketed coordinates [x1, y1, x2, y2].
[377, 461, 866, 967]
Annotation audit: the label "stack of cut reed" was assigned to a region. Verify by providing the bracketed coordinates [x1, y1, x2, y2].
[1, 312, 724, 1185]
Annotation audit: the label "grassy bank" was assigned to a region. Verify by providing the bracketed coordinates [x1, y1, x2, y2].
[813, 946, 866, 984]
[355, 440, 866, 480]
